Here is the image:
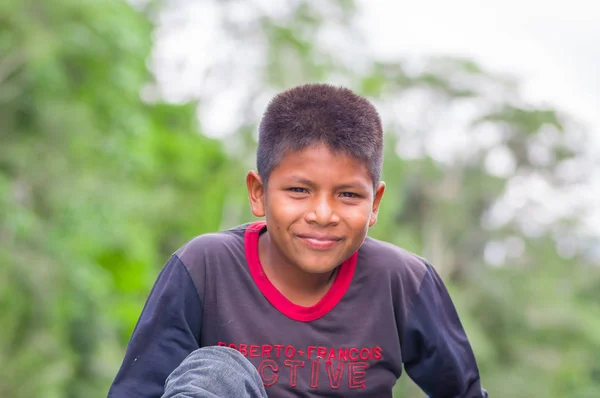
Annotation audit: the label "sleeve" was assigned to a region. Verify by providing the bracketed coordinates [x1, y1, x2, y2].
[401, 262, 488, 398]
[108, 254, 203, 398]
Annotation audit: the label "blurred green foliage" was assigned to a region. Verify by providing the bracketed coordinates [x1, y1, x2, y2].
[1, 0, 599, 397]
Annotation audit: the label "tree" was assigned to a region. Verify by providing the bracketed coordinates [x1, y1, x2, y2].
[1, 1, 230, 396]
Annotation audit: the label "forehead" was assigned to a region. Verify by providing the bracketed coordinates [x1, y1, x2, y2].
[270, 144, 372, 186]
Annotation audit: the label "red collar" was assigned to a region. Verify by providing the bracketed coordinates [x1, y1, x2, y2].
[244, 221, 357, 322]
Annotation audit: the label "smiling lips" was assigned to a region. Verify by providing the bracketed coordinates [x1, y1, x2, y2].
[296, 234, 342, 251]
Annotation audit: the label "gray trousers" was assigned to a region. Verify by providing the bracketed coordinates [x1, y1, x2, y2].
[162, 346, 268, 398]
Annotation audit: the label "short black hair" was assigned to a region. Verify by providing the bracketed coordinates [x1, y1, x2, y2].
[257, 83, 383, 187]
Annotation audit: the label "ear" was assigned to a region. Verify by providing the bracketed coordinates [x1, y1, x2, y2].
[369, 181, 386, 227]
[246, 170, 266, 218]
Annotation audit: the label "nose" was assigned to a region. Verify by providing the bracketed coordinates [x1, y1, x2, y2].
[305, 195, 339, 226]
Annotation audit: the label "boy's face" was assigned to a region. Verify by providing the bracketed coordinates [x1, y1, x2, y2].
[247, 144, 385, 275]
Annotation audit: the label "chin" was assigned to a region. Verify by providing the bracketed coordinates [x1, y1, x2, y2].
[296, 257, 341, 275]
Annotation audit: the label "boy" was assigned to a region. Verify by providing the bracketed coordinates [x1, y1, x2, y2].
[108, 84, 488, 397]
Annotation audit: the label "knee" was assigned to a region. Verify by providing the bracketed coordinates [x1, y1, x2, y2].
[163, 346, 266, 398]
[185, 346, 259, 377]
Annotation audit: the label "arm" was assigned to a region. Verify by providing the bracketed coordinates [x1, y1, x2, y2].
[401, 262, 488, 398]
[108, 255, 202, 398]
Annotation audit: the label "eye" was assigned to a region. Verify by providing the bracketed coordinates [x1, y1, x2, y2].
[340, 192, 360, 198]
[287, 187, 308, 193]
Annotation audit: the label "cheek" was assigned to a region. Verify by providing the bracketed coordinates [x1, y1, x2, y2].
[266, 195, 304, 220]
[341, 203, 374, 224]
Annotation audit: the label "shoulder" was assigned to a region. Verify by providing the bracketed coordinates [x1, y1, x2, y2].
[175, 224, 247, 271]
[357, 237, 443, 318]
[358, 236, 429, 285]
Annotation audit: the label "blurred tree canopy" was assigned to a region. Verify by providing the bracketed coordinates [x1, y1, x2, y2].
[1, 0, 599, 397]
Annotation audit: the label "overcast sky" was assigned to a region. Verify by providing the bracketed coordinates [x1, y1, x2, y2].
[359, 0, 600, 138]
[361, 0, 600, 235]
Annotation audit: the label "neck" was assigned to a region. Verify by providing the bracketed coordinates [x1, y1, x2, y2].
[258, 232, 336, 306]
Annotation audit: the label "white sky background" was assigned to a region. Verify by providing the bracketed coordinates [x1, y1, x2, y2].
[146, 0, 600, 241]
[357, 0, 600, 238]
[359, 0, 600, 135]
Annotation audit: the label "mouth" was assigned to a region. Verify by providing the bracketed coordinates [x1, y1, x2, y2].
[295, 233, 343, 251]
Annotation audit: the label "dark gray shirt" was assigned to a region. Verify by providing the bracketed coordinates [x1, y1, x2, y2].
[108, 222, 486, 397]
